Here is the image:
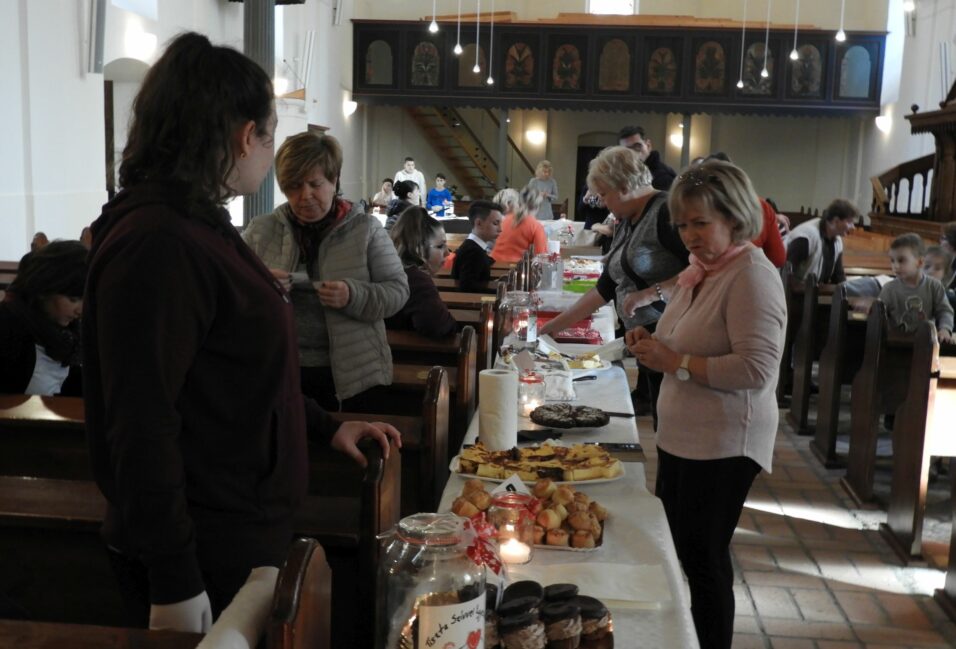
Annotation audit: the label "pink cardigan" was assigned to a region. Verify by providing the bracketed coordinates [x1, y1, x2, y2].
[653, 244, 786, 472]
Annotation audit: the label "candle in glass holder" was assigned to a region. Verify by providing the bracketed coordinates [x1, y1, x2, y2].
[517, 371, 546, 417]
[499, 537, 532, 564]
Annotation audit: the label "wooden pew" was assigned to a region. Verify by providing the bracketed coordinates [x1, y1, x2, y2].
[935, 452, 956, 623]
[810, 285, 868, 467]
[332, 366, 449, 514]
[880, 324, 956, 561]
[841, 301, 916, 505]
[268, 537, 333, 649]
[787, 273, 824, 434]
[0, 536, 334, 649]
[438, 291, 496, 310]
[777, 263, 802, 404]
[0, 476, 124, 625]
[294, 438, 400, 649]
[388, 327, 477, 454]
[433, 276, 498, 294]
[0, 395, 87, 480]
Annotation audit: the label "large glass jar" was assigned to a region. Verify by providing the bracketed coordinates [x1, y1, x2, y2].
[502, 290, 538, 350]
[517, 370, 546, 417]
[532, 253, 564, 292]
[377, 513, 486, 649]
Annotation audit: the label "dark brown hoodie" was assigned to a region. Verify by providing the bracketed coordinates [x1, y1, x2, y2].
[83, 181, 338, 606]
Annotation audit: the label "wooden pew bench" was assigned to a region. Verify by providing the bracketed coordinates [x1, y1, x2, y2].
[387, 327, 477, 454]
[810, 285, 868, 467]
[0, 536, 334, 649]
[0, 395, 88, 480]
[880, 326, 956, 561]
[433, 276, 498, 294]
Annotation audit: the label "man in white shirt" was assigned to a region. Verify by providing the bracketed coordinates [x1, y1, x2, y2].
[393, 157, 426, 206]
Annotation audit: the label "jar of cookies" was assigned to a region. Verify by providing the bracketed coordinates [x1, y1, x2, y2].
[377, 513, 486, 649]
[517, 370, 546, 417]
[488, 492, 536, 565]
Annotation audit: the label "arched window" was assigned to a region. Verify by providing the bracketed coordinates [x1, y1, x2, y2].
[365, 40, 393, 85]
[839, 45, 872, 98]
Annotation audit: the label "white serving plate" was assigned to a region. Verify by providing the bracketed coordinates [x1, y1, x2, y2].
[449, 455, 625, 485]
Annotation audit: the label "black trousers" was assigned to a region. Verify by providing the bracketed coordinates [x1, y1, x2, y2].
[300, 366, 393, 413]
[655, 447, 761, 649]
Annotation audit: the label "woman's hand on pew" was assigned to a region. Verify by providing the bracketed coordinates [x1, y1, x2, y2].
[149, 590, 212, 633]
[331, 421, 403, 467]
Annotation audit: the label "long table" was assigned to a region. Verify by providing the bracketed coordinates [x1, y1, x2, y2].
[437, 366, 699, 648]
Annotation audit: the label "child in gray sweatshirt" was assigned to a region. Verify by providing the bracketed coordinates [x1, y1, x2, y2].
[878, 233, 954, 343]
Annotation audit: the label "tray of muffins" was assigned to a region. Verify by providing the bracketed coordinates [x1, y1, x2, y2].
[451, 478, 609, 552]
[485, 580, 613, 649]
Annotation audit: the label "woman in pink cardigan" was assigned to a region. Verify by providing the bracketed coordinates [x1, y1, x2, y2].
[626, 160, 786, 649]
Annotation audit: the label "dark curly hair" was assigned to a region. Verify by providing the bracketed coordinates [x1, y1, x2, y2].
[10, 240, 88, 310]
[118, 32, 274, 213]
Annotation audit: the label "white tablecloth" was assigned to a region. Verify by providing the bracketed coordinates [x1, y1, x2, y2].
[440, 369, 699, 648]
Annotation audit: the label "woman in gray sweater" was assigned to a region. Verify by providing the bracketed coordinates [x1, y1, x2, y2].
[243, 132, 409, 411]
[627, 160, 786, 649]
[525, 160, 559, 221]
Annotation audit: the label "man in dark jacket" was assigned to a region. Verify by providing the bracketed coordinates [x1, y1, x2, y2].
[618, 125, 677, 191]
[451, 200, 503, 292]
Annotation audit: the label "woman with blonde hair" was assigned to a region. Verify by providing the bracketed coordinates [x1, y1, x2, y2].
[386, 207, 457, 337]
[526, 160, 559, 221]
[243, 131, 409, 411]
[490, 186, 549, 263]
[627, 159, 786, 649]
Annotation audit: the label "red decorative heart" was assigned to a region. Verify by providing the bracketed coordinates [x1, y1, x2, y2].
[467, 629, 482, 649]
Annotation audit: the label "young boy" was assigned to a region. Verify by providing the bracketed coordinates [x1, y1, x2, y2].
[878, 233, 954, 343]
[426, 173, 454, 216]
[451, 200, 503, 292]
[926, 245, 956, 311]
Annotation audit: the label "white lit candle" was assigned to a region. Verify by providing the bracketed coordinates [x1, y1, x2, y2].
[522, 398, 541, 417]
[499, 537, 532, 564]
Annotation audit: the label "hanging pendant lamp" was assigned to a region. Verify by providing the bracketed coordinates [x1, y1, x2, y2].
[760, 0, 771, 78]
[454, 0, 463, 54]
[737, 0, 748, 88]
[486, 0, 495, 84]
[836, 0, 846, 41]
[473, 0, 481, 74]
[790, 0, 800, 60]
[429, 0, 438, 33]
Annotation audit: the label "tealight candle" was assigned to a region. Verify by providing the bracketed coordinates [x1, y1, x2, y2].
[499, 537, 532, 564]
[522, 398, 541, 417]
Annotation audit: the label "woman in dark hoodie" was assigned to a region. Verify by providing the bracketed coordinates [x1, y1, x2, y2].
[83, 32, 400, 632]
[0, 240, 87, 395]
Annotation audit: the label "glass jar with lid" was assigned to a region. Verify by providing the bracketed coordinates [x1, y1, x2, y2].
[517, 370, 546, 417]
[377, 512, 486, 649]
[502, 290, 538, 350]
[488, 492, 537, 565]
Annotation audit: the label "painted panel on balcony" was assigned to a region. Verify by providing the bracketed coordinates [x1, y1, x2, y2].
[598, 38, 630, 92]
[741, 41, 774, 96]
[411, 42, 440, 87]
[549, 36, 587, 91]
[458, 44, 488, 88]
[505, 42, 535, 90]
[789, 44, 823, 98]
[694, 40, 726, 94]
[839, 45, 872, 99]
[646, 46, 678, 94]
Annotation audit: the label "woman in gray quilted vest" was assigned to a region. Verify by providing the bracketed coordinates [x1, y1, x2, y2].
[243, 132, 409, 411]
[539, 145, 689, 423]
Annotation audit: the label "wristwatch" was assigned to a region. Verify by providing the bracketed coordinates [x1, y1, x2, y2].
[676, 354, 691, 381]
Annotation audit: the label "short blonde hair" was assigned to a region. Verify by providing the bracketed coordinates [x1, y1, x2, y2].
[514, 185, 544, 225]
[586, 146, 653, 196]
[275, 132, 343, 193]
[668, 160, 763, 243]
[493, 188, 520, 215]
[535, 160, 553, 178]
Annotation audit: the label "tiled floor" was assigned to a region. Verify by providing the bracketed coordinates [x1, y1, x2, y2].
[634, 412, 956, 649]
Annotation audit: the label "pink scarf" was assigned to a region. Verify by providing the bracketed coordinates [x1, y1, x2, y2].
[677, 243, 749, 289]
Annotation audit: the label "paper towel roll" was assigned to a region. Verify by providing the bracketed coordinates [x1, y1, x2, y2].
[478, 369, 518, 451]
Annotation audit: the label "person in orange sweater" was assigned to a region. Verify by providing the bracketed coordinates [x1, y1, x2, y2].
[490, 186, 549, 263]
